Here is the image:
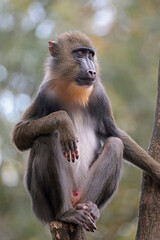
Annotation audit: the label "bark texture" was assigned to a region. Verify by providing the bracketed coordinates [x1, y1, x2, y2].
[136, 57, 160, 239]
[50, 221, 86, 240]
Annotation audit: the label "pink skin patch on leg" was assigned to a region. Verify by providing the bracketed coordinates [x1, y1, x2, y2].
[70, 190, 82, 206]
[73, 191, 79, 197]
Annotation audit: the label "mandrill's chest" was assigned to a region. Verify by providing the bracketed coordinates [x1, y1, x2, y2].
[68, 108, 101, 187]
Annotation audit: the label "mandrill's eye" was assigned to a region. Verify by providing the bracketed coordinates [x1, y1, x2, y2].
[88, 52, 94, 59]
[78, 50, 84, 57]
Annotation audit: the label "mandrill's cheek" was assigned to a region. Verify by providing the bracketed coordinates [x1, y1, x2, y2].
[67, 71, 80, 83]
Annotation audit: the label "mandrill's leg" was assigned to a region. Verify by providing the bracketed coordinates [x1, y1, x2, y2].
[26, 131, 73, 222]
[26, 131, 96, 232]
[77, 137, 123, 221]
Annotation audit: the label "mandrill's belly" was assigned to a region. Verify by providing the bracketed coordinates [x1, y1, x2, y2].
[69, 110, 100, 190]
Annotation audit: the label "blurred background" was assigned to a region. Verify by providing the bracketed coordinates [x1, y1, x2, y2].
[0, 0, 160, 239]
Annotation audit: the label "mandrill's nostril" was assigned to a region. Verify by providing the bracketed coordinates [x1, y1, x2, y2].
[88, 70, 96, 80]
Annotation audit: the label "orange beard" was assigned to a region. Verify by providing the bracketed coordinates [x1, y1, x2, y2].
[55, 80, 93, 106]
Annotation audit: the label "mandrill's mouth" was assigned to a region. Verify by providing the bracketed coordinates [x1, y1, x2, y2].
[76, 78, 95, 87]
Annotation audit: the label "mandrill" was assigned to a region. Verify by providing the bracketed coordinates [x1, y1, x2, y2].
[12, 31, 160, 232]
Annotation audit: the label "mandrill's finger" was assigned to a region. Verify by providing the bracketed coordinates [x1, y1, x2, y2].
[67, 152, 71, 162]
[84, 210, 95, 223]
[82, 223, 90, 232]
[63, 150, 67, 158]
[71, 152, 76, 162]
[73, 141, 77, 149]
[68, 142, 76, 162]
[61, 144, 68, 158]
[75, 150, 79, 159]
[84, 213, 97, 232]
[73, 142, 79, 159]
[75, 203, 88, 210]
[63, 143, 71, 162]
[68, 141, 74, 152]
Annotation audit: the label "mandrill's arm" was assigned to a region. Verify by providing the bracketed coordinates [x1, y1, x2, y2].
[99, 84, 160, 182]
[89, 82, 160, 182]
[12, 100, 78, 160]
[118, 128, 160, 182]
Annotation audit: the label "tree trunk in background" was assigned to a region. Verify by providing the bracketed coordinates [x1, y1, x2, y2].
[50, 221, 86, 240]
[136, 57, 160, 240]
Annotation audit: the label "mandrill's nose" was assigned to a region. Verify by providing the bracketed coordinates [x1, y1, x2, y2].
[87, 70, 96, 81]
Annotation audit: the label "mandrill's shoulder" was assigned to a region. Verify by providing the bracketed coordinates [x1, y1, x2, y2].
[88, 80, 119, 139]
[89, 81, 112, 115]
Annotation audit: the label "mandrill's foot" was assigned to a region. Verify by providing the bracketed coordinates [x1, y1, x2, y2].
[58, 208, 97, 232]
[75, 201, 100, 221]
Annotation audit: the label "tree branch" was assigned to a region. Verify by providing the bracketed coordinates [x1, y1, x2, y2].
[50, 221, 86, 240]
[136, 56, 160, 239]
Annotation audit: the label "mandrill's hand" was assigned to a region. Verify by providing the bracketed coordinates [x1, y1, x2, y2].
[57, 113, 79, 162]
[75, 201, 100, 221]
[59, 208, 97, 232]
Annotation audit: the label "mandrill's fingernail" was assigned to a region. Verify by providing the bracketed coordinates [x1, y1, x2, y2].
[93, 224, 97, 230]
[83, 206, 88, 210]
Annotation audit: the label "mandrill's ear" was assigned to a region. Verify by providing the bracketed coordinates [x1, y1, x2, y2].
[48, 41, 58, 57]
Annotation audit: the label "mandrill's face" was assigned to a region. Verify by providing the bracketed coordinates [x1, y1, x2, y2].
[72, 46, 96, 87]
[47, 32, 98, 106]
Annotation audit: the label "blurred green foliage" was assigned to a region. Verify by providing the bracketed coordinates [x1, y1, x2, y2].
[0, 0, 160, 239]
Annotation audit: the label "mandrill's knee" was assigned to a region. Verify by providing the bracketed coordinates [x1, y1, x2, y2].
[106, 137, 124, 154]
